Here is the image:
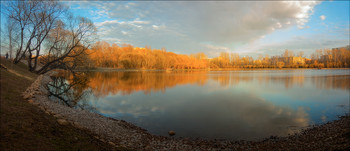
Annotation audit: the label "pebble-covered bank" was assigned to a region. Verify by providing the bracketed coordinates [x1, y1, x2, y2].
[23, 72, 350, 150]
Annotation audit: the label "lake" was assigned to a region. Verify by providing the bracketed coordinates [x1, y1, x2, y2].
[50, 69, 350, 140]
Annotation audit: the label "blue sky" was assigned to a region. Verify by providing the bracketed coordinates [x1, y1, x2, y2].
[2, 1, 349, 58]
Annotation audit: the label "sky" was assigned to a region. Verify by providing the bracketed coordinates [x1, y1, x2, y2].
[2, 1, 349, 58]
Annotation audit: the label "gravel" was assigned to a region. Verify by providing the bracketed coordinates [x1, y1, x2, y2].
[23, 72, 350, 150]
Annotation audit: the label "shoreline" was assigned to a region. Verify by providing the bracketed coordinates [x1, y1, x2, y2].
[23, 72, 350, 150]
[75, 67, 350, 72]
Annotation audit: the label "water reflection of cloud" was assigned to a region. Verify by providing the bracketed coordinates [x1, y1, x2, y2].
[93, 93, 166, 117]
[92, 89, 309, 140]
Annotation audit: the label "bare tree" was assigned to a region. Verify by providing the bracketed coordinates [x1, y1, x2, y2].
[4, 1, 60, 64]
[3, 0, 96, 74]
[0, 17, 17, 59]
[6, 18, 15, 59]
[37, 16, 97, 74]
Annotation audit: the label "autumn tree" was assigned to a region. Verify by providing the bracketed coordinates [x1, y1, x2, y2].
[277, 61, 285, 69]
[282, 49, 294, 66]
[230, 53, 240, 67]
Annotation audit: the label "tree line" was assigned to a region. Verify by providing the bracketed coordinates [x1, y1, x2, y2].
[83, 41, 208, 69]
[77, 41, 350, 70]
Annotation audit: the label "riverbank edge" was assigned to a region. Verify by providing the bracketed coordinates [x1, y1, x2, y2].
[23, 72, 350, 150]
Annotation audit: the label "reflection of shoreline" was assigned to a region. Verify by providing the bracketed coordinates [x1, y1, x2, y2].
[80, 70, 350, 97]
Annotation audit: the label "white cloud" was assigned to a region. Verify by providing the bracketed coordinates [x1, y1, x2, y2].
[152, 25, 159, 30]
[68, 1, 321, 55]
[320, 15, 326, 20]
[95, 20, 119, 27]
[290, 1, 318, 29]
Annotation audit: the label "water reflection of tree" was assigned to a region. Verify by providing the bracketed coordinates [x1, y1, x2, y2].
[87, 71, 208, 97]
[312, 75, 350, 90]
[83, 71, 349, 97]
[48, 72, 95, 111]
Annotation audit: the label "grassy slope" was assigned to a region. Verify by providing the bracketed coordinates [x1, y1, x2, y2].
[0, 58, 115, 151]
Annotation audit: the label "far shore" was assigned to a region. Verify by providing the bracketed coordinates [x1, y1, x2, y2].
[74, 67, 350, 72]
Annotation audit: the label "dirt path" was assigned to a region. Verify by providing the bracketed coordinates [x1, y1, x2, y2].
[7, 68, 34, 81]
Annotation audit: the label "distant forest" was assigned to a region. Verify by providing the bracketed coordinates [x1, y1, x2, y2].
[49, 41, 349, 70]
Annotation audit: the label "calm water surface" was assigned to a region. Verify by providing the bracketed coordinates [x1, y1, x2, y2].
[55, 69, 350, 140]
